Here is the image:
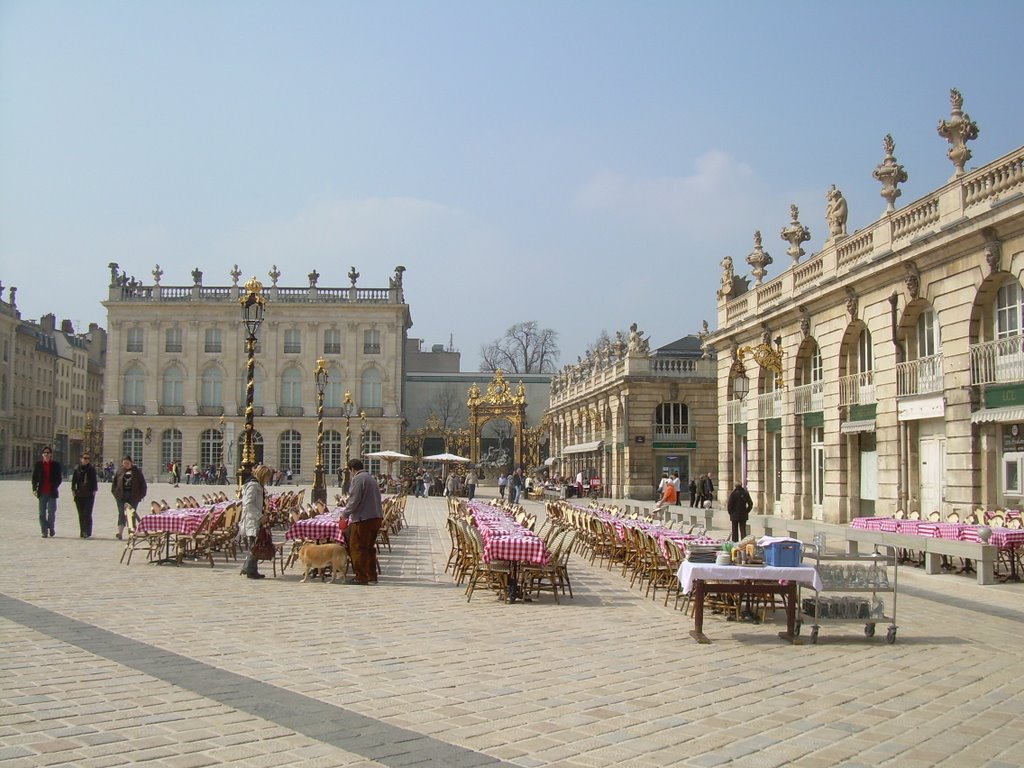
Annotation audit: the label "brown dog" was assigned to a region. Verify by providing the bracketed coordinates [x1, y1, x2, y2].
[297, 542, 350, 583]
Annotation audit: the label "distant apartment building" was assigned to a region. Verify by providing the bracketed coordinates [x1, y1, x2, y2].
[0, 284, 107, 473]
[101, 264, 411, 482]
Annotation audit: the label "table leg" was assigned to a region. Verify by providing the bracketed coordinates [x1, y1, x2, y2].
[778, 583, 798, 643]
[689, 580, 710, 644]
[998, 545, 1021, 583]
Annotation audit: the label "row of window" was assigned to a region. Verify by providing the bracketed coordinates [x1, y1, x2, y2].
[126, 327, 384, 355]
[121, 365, 384, 409]
[121, 427, 384, 476]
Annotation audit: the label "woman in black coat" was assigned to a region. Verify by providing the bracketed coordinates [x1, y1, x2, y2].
[71, 453, 99, 538]
[727, 483, 753, 542]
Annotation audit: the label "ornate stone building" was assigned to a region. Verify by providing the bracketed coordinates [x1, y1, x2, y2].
[546, 326, 717, 500]
[101, 263, 411, 482]
[708, 89, 1024, 522]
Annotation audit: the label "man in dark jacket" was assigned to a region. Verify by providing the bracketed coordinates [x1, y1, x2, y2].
[340, 459, 384, 584]
[727, 483, 754, 542]
[71, 452, 99, 538]
[112, 455, 148, 540]
[31, 446, 62, 538]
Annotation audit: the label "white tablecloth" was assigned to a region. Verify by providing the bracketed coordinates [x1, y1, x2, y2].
[676, 562, 822, 594]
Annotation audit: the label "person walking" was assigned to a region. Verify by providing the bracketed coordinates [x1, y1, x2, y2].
[727, 482, 754, 542]
[31, 446, 62, 538]
[112, 455, 148, 540]
[509, 468, 523, 504]
[170, 460, 180, 487]
[688, 478, 698, 507]
[671, 472, 682, 506]
[700, 473, 715, 507]
[340, 458, 384, 585]
[71, 452, 99, 538]
[239, 465, 273, 579]
[445, 471, 457, 497]
[497, 472, 507, 500]
[465, 466, 478, 501]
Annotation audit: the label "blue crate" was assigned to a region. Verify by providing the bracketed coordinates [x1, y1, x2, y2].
[764, 541, 802, 567]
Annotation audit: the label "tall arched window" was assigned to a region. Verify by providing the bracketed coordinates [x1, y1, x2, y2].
[654, 403, 690, 439]
[199, 428, 224, 470]
[280, 429, 302, 473]
[917, 308, 939, 358]
[122, 428, 144, 465]
[996, 281, 1024, 339]
[360, 368, 382, 410]
[323, 429, 343, 475]
[857, 328, 873, 373]
[162, 364, 185, 407]
[200, 366, 224, 407]
[123, 364, 145, 408]
[363, 430, 382, 475]
[280, 367, 303, 408]
[161, 428, 183, 468]
[325, 366, 344, 407]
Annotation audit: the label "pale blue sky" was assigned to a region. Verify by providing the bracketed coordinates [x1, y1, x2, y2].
[2, 1, 1022, 369]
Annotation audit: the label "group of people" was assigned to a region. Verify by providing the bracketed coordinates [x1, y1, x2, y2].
[497, 468, 529, 503]
[31, 447, 148, 540]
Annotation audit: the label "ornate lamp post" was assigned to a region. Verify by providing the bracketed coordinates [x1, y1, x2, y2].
[359, 410, 367, 458]
[342, 390, 355, 493]
[312, 358, 329, 504]
[238, 277, 265, 488]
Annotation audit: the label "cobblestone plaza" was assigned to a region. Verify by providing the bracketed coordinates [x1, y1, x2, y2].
[2, 480, 1022, 768]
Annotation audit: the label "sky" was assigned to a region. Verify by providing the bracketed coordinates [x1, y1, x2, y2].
[2, 1, 1024, 370]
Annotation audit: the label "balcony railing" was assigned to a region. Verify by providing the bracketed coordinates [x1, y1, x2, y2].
[654, 425, 692, 440]
[277, 406, 304, 417]
[896, 353, 944, 397]
[756, 390, 783, 420]
[970, 335, 1024, 386]
[119, 404, 146, 415]
[236, 405, 264, 417]
[361, 407, 384, 417]
[726, 399, 746, 424]
[839, 370, 875, 407]
[157, 405, 184, 416]
[198, 406, 224, 416]
[793, 382, 824, 414]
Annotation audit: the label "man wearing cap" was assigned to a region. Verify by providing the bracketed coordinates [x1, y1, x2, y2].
[340, 458, 383, 584]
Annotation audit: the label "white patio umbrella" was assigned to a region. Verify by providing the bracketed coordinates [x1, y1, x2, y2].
[364, 450, 414, 476]
[421, 452, 471, 482]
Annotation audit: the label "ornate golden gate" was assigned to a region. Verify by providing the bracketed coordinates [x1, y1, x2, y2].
[467, 370, 527, 470]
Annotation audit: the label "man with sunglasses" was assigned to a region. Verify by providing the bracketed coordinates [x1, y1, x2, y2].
[31, 447, 63, 538]
[71, 453, 99, 538]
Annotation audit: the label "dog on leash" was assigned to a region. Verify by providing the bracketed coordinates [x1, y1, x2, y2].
[297, 542, 350, 583]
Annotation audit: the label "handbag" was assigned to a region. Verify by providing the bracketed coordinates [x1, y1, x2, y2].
[251, 525, 276, 561]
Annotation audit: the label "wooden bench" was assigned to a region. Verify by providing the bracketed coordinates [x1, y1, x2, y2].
[755, 515, 998, 586]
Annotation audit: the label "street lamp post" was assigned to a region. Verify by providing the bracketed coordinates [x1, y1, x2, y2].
[238, 277, 266, 489]
[359, 410, 367, 461]
[342, 390, 355, 493]
[312, 358, 329, 504]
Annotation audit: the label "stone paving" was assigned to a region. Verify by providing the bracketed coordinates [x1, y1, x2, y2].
[1, 479, 1023, 768]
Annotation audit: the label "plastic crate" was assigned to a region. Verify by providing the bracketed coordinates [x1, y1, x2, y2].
[764, 541, 802, 567]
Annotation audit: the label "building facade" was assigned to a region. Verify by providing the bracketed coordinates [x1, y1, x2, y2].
[0, 283, 107, 474]
[709, 90, 1024, 522]
[101, 264, 411, 483]
[546, 327, 717, 500]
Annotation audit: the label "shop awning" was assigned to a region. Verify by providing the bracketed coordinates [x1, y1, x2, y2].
[840, 419, 876, 434]
[562, 439, 604, 455]
[971, 405, 1024, 424]
[543, 456, 559, 466]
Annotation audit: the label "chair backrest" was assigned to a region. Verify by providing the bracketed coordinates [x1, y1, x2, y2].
[908, 510, 921, 520]
[989, 514, 1005, 528]
[946, 512, 960, 523]
[894, 509, 906, 520]
[927, 510, 941, 522]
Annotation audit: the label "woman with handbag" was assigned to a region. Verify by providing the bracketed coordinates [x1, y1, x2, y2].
[240, 465, 274, 580]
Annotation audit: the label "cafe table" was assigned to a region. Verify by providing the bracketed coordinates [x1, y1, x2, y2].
[676, 561, 822, 644]
[285, 509, 347, 544]
[135, 506, 225, 565]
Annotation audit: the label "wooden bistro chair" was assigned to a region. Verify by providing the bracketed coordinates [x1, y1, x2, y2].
[119, 508, 167, 565]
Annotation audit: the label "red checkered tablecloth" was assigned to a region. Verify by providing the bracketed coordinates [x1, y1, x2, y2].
[136, 507, 220, 536]
[852, 517, 1024, 551]
[469, 502, 550, 565]
[285, 509, 346, 543]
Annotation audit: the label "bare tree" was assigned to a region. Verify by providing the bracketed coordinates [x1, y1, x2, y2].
[480, 321, 560, 373]
[431, 384, 467, 429]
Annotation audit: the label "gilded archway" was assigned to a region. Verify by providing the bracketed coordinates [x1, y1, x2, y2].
[467, 370, 527, 470]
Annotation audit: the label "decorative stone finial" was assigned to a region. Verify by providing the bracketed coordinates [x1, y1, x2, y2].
[780, 204, 811, 264]
[746, 231, 772, 286]
[152, 264, 163, 285]
[717, 256, 735, 300]
[873, 134, 909, 213]
[269, 265, 281, 286]
[108, 262, 120, 288]
[348, 266, 360, 287]
[230, 264, 242, 285]
[937, 88, 979, 178]
[191, 268, 203, 286]
[825, 185, 848, 243]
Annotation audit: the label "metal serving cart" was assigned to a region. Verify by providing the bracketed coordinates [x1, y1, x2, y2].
[800, 533, 899, 644]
